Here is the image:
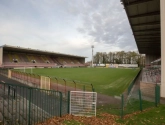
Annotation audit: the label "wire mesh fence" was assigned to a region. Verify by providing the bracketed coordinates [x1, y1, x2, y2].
[0, 82, 67, 125]
[127, 69, 141, 95]
[97, 97, 122, 116]
[0, 68, 161, 120]
[97, 84, 160, 118]
[121, 84, 160, 118]
[6, 69, 94, 95]
[122, 90, 142, 115]
[0, 68, 8, 77]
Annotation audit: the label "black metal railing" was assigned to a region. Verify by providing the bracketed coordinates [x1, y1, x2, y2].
[0, 82, 67, 125]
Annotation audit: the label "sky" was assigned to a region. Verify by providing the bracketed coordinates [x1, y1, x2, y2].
[0, 0, 137, 61]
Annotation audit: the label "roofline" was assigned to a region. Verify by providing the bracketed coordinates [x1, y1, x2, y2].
[121, 0, 139, 53]
[1, 44, 87, 58]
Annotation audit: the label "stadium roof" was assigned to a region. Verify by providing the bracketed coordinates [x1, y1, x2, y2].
[0, 45, 86, 58]
[151, 58, 161, 63]
[121, 0, 160, 55]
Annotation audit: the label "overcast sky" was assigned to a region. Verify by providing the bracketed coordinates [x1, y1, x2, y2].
[0, 0, 137, 61]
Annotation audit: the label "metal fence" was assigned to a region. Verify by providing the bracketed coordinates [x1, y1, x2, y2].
[8, 70, 94, 95]
[0, 68, 161, 120]
[121, 84, 160, 118]
[127, 69, 141, 94]
[0, 82, 68, 125]
[0, 68, 8, 77]
[97, 84, 160, 118]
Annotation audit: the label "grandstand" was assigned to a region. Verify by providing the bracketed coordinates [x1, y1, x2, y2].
[0, 45, 86, 68]
[121, 0, 165, 98]
[142, 58, 161, 83]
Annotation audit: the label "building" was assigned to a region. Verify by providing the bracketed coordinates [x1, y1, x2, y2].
[0, 45, 86, 68]
[121, 0, 165, 98]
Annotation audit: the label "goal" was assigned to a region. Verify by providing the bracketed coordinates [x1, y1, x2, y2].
[70, 91, 97, 117]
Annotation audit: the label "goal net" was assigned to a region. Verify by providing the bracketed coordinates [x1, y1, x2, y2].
[70, 91, 97, 117]
[14, 67, 34, 74]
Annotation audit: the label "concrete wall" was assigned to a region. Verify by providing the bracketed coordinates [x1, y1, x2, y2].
[0, 47, 3, 67]
[161, 0, 165, 98]
[140, 81, 157, 97]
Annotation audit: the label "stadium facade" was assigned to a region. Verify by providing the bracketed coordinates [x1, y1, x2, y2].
[0, 44, 86, 68]
[121, 0, 165, 98]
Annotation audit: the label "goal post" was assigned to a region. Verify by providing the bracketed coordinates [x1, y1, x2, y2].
[69, 91, 97, 117]
[23, 67, 33, 74]
[14, 67, 34, 73]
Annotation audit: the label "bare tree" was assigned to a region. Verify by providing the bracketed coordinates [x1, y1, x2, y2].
[93, 51, 145, 66]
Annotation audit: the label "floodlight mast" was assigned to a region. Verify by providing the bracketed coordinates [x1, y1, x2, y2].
[91, 45, 94, 67]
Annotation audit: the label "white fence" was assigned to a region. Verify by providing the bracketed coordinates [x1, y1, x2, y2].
[70, 91, 97, 117]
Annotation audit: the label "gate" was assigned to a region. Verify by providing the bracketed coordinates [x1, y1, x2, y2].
[69, 91, 97, 117]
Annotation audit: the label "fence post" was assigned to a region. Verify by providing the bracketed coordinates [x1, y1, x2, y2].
[91, 84, 95, 92]
[13, 88, 16, 99]
[28, 88, 32, 125]
[67, 91, 70, 114]
[8, 86, 10, 96]
[157, 85, 160, 104]
[139, 89, 142, 111]
[3, 84, 5, 124]
[83, 85, 85, 91]
[63, 79, 66, 95]
[155, 85, 158, 107]
[121, 94, 124, 119]
[155, 84, 160, 106]
[73, 80, 76, 91]
[60, 92, 62, 117]
[55, 77, 58, 91]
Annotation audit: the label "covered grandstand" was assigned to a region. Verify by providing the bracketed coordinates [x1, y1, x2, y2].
[0, 45, 86, 68]
[121, 0, 165, 98]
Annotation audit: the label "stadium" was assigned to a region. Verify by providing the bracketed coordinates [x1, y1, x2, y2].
[0, 44, 86, 68]
[0, 0, 165, 124]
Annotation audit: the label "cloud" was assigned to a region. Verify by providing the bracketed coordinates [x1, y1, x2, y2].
[0, 0, 137, 62]
[76, 0, 137, 52]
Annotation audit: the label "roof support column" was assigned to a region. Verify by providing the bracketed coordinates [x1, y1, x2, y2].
[161, 0, 165, 98]
[145, 54, 150, 66]
[0, 48, 3, 67]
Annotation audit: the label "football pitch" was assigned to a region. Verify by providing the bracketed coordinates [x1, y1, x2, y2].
[22, 67, 140, 96]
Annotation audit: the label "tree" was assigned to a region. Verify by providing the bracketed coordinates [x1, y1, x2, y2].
[102, 52, 108, 65]
[93, 51, 145, 66]
[93, 52, 100, 65]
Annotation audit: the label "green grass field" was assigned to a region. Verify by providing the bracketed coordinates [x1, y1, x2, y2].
[21, 67, 140, 96]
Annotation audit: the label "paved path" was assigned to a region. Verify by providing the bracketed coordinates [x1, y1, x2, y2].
[130, 69, 165, 104]
[0, 74, 67, 116]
